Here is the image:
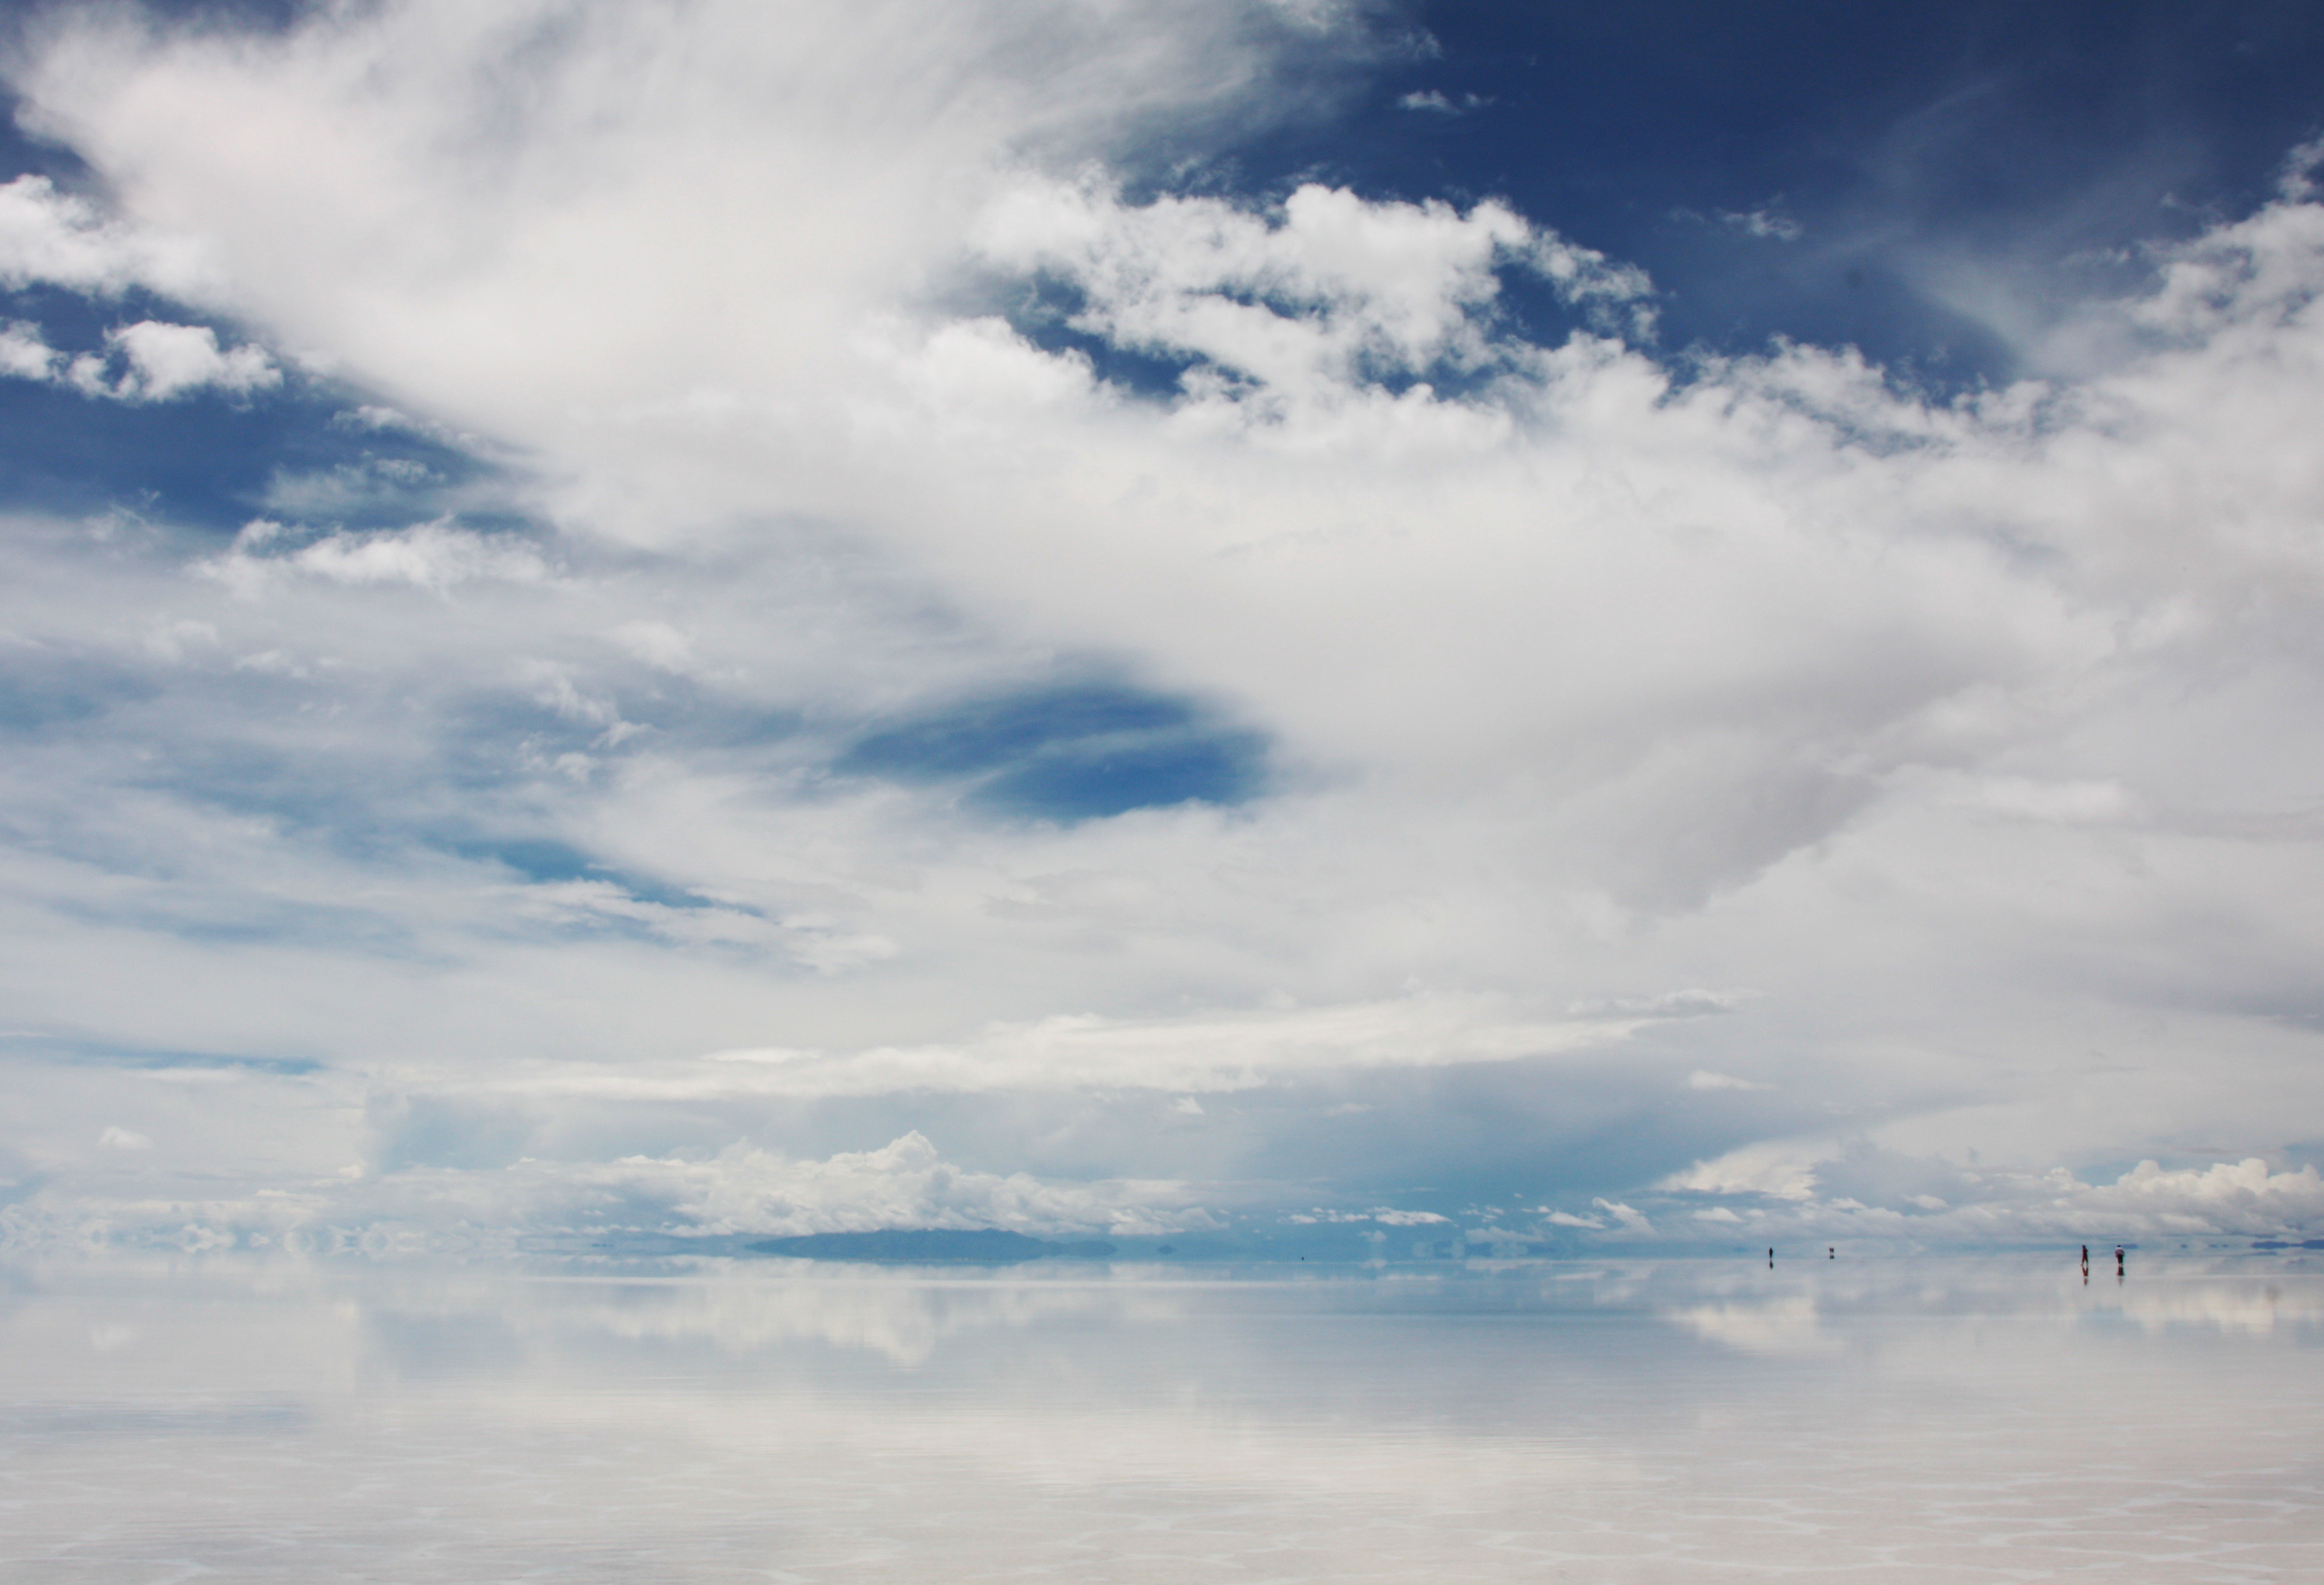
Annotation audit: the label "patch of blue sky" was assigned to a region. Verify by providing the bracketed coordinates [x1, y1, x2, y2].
[1211, 0, 2324, 386]
[0, 653, 158, 732]
[0, 343, 492, 534]
[995, 293, 1207, 404]
[0, 1031, 322, 1076]
[837, 681, 1268, 821]
[444, 837, 731, 914]
[136, 772, 422, 876]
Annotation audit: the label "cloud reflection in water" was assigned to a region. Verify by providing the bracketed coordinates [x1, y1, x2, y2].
[1, 1254, 2318, 1580]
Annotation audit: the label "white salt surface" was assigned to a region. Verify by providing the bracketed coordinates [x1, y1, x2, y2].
[1, 1253, 2318, 1582]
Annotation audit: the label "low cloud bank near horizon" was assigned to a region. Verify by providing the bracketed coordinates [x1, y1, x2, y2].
[2, 1, 2323, 1252]
[6, 1128, 2317, 1259]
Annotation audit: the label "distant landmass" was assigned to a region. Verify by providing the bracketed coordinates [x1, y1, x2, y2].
[746, 1228, 1118, 1263]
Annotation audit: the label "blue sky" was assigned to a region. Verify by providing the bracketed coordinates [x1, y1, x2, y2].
[3, 0, 2324, 1256]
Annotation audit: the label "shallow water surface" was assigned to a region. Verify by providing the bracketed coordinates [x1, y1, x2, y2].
[1, 1253, 2318, 1582]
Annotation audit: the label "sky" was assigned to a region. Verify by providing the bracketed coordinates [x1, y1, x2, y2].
[3, 0, 2324, 1258]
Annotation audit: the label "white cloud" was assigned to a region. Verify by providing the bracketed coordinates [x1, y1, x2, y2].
[203, 518, 551, 594]
[109, 319, 278, 399]
[607, 1130, 1214, 1238]
[0, 319, 58, 379]
[2019, 1157, 2324, 1238]
[0, 172, 215, 296]
[612, 619, 698, 674]
[4, 317, 280, 402]
[1625, 1146, 2324, 1245]
[0, 1130, 1218, 1253]
[0, 0, 2322, 1245]
[971, 174, 1653, 406]
[1660, 1141, 1823, 1202]
[2279, 136, 2324, 203]
[1396, 90, 1490, 115]
[97, 1125, 152, 1150]
[679, 996, 1674, 1100]
[1593, 1199, 1652, 1234]
[1720, 207, 1802, 242]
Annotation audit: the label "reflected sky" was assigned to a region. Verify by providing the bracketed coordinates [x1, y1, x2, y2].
[3, 1254, 2319, 1582]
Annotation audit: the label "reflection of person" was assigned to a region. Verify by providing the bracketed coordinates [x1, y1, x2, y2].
[1828, 1246, 1835, 1259]
[2116, 1245, 2126, 1277]
[1767, 1247, 1774, 1267]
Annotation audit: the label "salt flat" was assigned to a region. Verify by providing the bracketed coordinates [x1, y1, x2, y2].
[2, 1253, 2316, 1583]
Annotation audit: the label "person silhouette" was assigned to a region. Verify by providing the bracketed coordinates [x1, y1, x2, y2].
[2115, 1245, 2125, 1279]
[1767, 1247, 1774, 1267]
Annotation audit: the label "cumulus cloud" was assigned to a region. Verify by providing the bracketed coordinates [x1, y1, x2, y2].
[0, 172, 215, 296]
[571, 1130, 1213, 1239]
[78, 319, 278, 400]
[972, 173, 1654, 399]
[1635, 1146, 2324, 1245]
[0, 1130, 1216, 1254]
[0, 316, 279, 401]
[0, 319, 57, 378]
[1990, 1158, 2324, 1240]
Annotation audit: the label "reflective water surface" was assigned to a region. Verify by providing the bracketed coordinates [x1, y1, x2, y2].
[2, 1253, 2319, 1582]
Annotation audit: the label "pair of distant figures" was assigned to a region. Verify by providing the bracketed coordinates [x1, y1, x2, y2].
[1762, 1248, 1839, 1266]
[2080, 1244, 2125, 1281]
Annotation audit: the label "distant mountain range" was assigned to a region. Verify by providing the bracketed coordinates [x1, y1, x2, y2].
[746, 1228, 1118, 1263]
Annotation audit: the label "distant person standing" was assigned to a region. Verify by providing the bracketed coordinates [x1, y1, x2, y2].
[1767, 1247, 1774, 1267]
[2116, 1245, 2125, 1277]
